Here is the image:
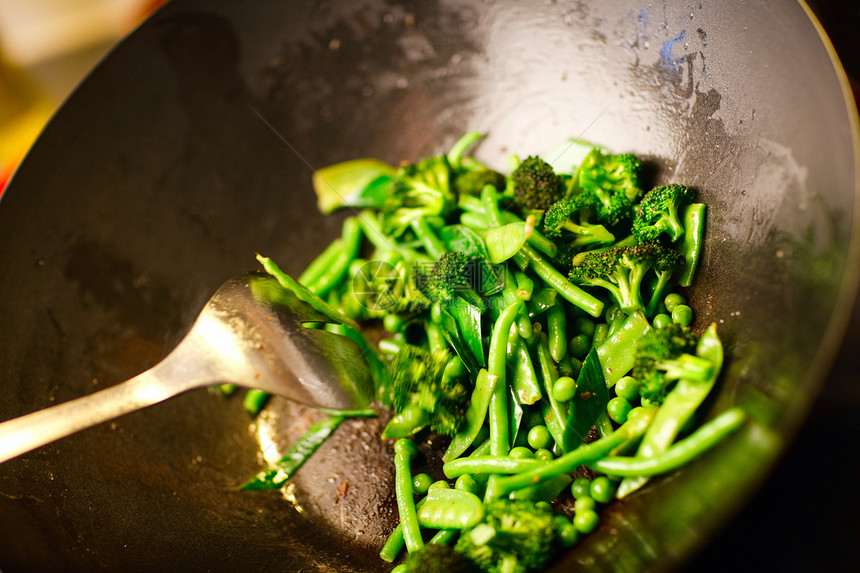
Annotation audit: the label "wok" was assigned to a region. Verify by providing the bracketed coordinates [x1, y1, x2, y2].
[0, 0, 857, 571]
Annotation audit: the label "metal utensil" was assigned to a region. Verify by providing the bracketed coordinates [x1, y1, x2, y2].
[0, 273, 373, 463]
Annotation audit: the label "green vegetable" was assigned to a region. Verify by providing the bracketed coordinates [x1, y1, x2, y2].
[455, 498, 560, 573]
[394, 439, 424, 553]
[567, 243, 684, 314]
[573, 148, 643, 226]
[632, 184, 696, 244]
[382, 345, 470, 439]
[243, 133, 741, 573]
[511, 155, 564, 212]
[632, 322, 715, 405]
[240, 415, 344, 490]
[399, 542, 476, 573]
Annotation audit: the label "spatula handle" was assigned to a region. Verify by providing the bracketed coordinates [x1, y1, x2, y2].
[0, 371, 181, 463]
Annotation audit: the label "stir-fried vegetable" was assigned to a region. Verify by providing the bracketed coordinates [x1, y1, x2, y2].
[237, 132, 742, 573]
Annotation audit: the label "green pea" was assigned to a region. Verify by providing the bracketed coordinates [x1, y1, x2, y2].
[607, 396, 632, 424]
[672, 304, 693, 326]
[574, 497, 597, 513]
[652, 313, 672, 330]
[534, 448, 554, 461]
[383, 313, 404, 333]
[527, 425, 552, 450]
[509, 446, 535, 459]
[573, 509, 600, 534]
[590, 476, 617, 503]
[664, 292, 686, 312]
[558, 519, 580, 548]
[614, 376, 640, 401]
[412, 473, 432, 496]
[568, 333, 592, 359]
[536, 501, 552, 513]
[571, 477, 591, 499]
[553, 376, 576, 402]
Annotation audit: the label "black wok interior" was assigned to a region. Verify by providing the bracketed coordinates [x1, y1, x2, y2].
[0, 1, 857, 571]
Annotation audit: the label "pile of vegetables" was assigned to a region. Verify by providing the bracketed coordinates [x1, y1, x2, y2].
[242, 132, 746, 572]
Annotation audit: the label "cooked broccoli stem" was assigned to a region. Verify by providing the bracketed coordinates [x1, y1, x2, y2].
[567, 243, 684, 314]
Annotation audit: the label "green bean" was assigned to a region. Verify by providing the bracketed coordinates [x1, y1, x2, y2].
[393, 439, 423, 553]
[534, 333, 568, 451]
[509, 337, 543, 405]
[410, 217, 447, 260]
[298, 236, 345, 286]
[443, 369, 499, 462]
[458, 193, 486, 215]
[546, 302, 568, 362]
[678, 203, 706, 287]
[515, 271, 534, 300]
[520, 244, 604, 318]
[485, 406, 657, 499]
[460, 211, 489, 229]
[307, 216, 363, 297]
[588, 407, 746, 477]
[429, 528, 459, 545]
[380, 496, 428, 562]
[443, 455, 543, 479]
[488, 301, 523, 456]
[501, 266, 532, 338]
[447, 131, 485, 167]
[243, 389, 270, 417]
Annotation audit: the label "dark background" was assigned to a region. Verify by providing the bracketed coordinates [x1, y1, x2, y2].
[691, 1, 860, 570]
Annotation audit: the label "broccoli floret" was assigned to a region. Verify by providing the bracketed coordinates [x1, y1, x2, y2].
[454, 168, 508, 197]
[633, 184, 696, 244]
[381, 345, 469, 439]
[415, 251, 484, 307]
[381, 155, 457, 236]
[574, 149, 643, 226]
[567, 243, 684, 313]
[401, 543, 476, 573]
[349, 258, 431, 320]
[543, 198, 615, 251]
[455, 499, 560, 573]
[511, 156, 564, 211]
[633, 322, 715, 404]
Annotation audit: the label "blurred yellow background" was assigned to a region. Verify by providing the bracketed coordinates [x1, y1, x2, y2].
[0, 0, 165, 194]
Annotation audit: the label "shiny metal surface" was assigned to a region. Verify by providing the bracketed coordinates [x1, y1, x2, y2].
[0, 1, 856, 571]
[0, 273, 372, 463]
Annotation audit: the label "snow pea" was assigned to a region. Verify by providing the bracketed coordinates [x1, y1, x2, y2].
[416, 487, 484, 530]
[616, 322, 723, 498]
[589, 407, 746, 477]
[443, 369, 498, 462]
[241, 415, 344, 490]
